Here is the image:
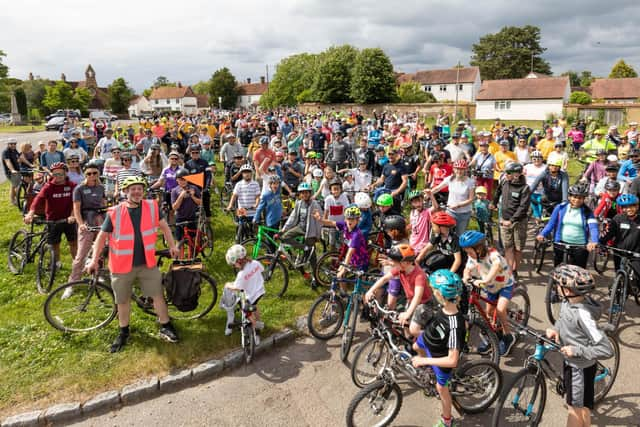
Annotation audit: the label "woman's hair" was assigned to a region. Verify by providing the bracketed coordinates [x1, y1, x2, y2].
[82, 164, 99, 185]
[20, 142, 32, 153]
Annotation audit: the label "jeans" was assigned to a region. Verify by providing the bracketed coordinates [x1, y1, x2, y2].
[448, 209, 472, 237]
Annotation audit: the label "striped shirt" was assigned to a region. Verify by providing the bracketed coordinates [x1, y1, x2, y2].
[233, 179, 261, 217]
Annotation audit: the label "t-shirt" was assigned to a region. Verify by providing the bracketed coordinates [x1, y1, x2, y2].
[430, 163, 453, 192]
[96, 137, 118, 160]
[560, 206, 587, 244]
[160, 165, 180, 192]
[524, 163, 546, 193]
[234, 260, 266, 304]
[442, 176, 475, 213]
[464, 248, 513, 294]
[2, 148, 19, 176]
[233, 179, 261, 216]
[336, 221, 369, 269]
[31, 178, 76, 220]
[72, 183, 105, 225]
[324, 193, 350, 222]
[382, 161, 404, 191]
[171, 184, 202, 221]
[352, 168, 372, 191]
[390, 265, 431, 304]
[420, 310, 466, 363]
[409, 208, 432, 253]
[429, 232, 461, 256]
[253, 148, 276, 171]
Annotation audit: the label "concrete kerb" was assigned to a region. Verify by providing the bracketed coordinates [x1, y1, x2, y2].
[0, 319, 302, 427]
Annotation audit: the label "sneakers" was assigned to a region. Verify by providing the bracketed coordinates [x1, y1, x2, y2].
[110, 332, 129, 353]
[61, 286, 74, 300]
[159, 323, 179, 343]
[254, 334, 261, 346]
[225, 324, 233, 336]
[499, 333, 516, 356]
[477, 336, 491, 355]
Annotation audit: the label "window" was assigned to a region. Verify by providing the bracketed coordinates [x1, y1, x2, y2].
[494, 100, 511, 110]
[425, 86, 431, 92]
[459, 84, 463, 91]
[166, 99, 170, 105]
[154, 100, 159, 105]
[440, 85, 447, 92]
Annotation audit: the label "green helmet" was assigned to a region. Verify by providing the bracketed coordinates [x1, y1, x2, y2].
[408, 189, 423, 201]
[376, 193, 393, 207]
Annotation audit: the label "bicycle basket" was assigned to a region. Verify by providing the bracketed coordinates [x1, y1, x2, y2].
[163, 260, 203, 312]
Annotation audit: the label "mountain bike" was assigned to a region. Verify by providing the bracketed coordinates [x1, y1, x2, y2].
[602, 245, 640, 330]
[492, 324, 619, 426]
[227, 290, 259, 364]
[346, 301, 503, 427]
[175, 206, 214, 259]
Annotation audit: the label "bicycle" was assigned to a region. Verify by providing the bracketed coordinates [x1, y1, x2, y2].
[15, 169, 47, 212]
[531, 213, 552, 274]
[219, 180, 234, 210]
[593, 218, 612, 275]
[8, 217, 69, 294]
[307, 264, 376, 362]
[227, 290, 259, 364]
[346, 301, 503, 427]
[602, 245, 640, 330]
[43, 243, 218, 332]
[175, 206, 214, 259]
[464, 279, 531, 366]
[491, 324, 619, 426]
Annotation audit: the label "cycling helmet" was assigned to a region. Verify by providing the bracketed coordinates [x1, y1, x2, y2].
[387, 243, 415, 262]
[189, 144, 201, 152]
[550, 264, 595, 296]
[629, 148, 640, 157]
[376, 193, 393, 207]
[459, 231, 486, 248]
[344, 205, 362, 219]
[225, 244, 247, 266]
[312, 168, 324, 177]
[268, 175, 281, 184]
[239, 164, 253, 173]
[568, 184, 588, 197]
[297, 182, 312, 192]
[259, 136, 269, 145]
[121, 176, 147, 190]
[429, 269, 463, 301]
[176, 168, 190, 179]
[408, 189, 423, 201]
[617, 193, 639, 207]
[383, 215, 406, 231]
[375, 144, 386, 152]
[605, 163, 619, 172]
[475, 186, 487, 194]
[314, 152, 323, 159]
[329, 179, 342, 188]
[531, 150, 543, 159]
[452, 159, 468, 169]
[83, 160, 101, 171]
[354, 192, 372, 209]
[150, 143, 161, 151]
[605, 180, 621, 191]
[50, 162, 68, 171]
[431, 211, 456, 227]
[305, 151, 317, 159]
[505, 162, 523, 174]
[547, 158, 563, 167]
[596, 149, 606, 155]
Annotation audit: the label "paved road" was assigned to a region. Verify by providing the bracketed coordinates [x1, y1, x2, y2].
[70, 252, 640, 427]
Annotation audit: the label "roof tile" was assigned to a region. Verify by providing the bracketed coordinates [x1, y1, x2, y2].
[398, 67, 479, 84]
[591, 78, 640, 100]
[476, 77, 569, 100]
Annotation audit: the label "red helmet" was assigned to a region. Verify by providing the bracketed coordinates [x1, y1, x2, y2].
[431, 211, 456, 226]
[50, 162, 68, 172]
[452, 159, 468, 169]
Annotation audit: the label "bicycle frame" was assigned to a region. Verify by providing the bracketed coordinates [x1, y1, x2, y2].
[468, 285, 503, 333]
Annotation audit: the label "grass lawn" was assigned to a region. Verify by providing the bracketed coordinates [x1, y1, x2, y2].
[0, 124, 45, 133]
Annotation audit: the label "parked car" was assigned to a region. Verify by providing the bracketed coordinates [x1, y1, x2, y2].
[89, 111, 118, 121]
[45, 116, 66, 131]
[0, 113, 11, 124]
[45, 109, 81, 121]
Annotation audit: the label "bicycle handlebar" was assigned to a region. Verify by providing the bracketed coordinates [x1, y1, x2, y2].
[600, 245, 640, 259]
[511, 323, 561, 350]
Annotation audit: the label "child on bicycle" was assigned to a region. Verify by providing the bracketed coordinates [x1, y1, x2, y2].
[408, 189, 435, 255]
[545, 264, 613, 427]
[354, 192, 373, 237]
[254, 175, 283, 252]
[411, 269, 465, 427]
[415, 211, 464, 275]
[599, 193, 640, 272]
[459, 230, 517, 356]
[224, 244, 265, 343]
[323, 178, 350, 249]
[472, 186, 491, 236]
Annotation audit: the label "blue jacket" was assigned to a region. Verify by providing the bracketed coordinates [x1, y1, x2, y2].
[617, 159, 638, 182]
[254, 189, 282, 228]
[540, 202, 599, 244]
[358, 209, 373, 237]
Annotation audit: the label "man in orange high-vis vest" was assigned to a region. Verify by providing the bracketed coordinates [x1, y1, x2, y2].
[88, 176, 179, 353]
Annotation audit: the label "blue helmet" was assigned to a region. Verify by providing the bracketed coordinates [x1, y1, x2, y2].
[617, 193, 639, 207]
[259, 136, 269, 144]
[297, 182, 312, 192]
[459, 231, 486, 248]
[429, 269, 463, 300]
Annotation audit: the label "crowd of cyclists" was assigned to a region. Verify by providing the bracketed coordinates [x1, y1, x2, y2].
[3, 109, 639, 426]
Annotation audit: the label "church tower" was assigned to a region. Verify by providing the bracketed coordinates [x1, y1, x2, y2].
[85, 64, 97, 88]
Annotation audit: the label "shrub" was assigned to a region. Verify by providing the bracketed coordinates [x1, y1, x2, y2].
[569, 91, 592, 105]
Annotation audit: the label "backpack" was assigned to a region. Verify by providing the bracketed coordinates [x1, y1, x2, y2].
[163, 262, 202, 312]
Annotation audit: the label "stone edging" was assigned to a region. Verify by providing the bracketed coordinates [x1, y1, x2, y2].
[1, 326, 300, 427]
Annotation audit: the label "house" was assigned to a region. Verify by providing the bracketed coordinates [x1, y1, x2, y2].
[30, 65, 110, 110]
[196, 94, 210, 113]
[148, 84, 198, 115]
[397, 67, 481, 102]
[590, 78, 640, 103]
[127, 96, 152, 118]
[237, 77, 268, 109]
[475, 76, 570, 120]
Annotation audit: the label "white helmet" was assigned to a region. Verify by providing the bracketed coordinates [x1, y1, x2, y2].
[531, 150, 543, 159]
[354, 192, 372, 209]
[225, 244, 246, 266]
[312, 168, 323, 178]
[239, 164, 253, 173]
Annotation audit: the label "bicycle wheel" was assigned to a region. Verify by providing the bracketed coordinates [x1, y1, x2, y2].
[545, 277, 562, 325]
[256, 255, 288, 298]
[463, 318, 500, 365]
[241, 237, 270, 259]
[166, 271, 218, 320]
[44, 280, 117, 332]
[314, 250, 341, 288]
[593, 246, 610, 275]
[594, 334, 620, 404]
[351, 336, 390, 388]
[219, 186, 230, 210]
[200, 222, 214, 258]
[242, 324, 256, 364]
[451, 360, 502, 414]
[345, 380, 402, 427]
[341, 296, 360, 362]
[307, 292, 345, 340]
[533, 240, 546, 274]
[36, 243, 56, 294]
[491, 367, 546, 426]
[16, 182, 27, 211]
[608, 271, 627, 330]
[508, 287, 531, 329]
[8, 229, 29, 274]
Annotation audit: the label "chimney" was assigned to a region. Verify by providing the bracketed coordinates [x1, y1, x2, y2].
[260, 76, 265, 84]
[60, 73, 66, 82]
[247, 78, 251, 84]
[177, 81, 182, 88]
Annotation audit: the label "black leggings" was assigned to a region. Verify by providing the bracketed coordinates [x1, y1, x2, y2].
[553, 244, 588, 268]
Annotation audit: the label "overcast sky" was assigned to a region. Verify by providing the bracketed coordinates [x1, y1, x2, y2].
[2, 0, 639, 92]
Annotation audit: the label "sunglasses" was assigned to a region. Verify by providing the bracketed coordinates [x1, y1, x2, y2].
[170, 157, 179, 160]
[52, 172, 65, 177]
[69, 160, 79, 163]
[85, 171, 98, 176]
[122, 159, 132, 162]
[112, 151, 121, 154]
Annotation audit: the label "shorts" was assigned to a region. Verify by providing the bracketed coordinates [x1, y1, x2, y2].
[48, 222, 78, 245]
[411, 302, 436, 329]
[484, 285, 513, 303]
[415, 338, 452, 386]
[111, 265, 163, 304]
[500, 220, 527, 251]
[564, 362, 596, 409]
[9, 171, 21, 187]
[250, 294, 264, 306]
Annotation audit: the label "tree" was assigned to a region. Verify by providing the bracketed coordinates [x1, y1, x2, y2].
[153, 76, 175, 88]
[569, 91, 592, 105]
[42, 81, 91, 113]
[396, 81, 436, 103]
[312, 45, 359, 103]
[0, 50, 8, 79]
[260, 53, 318, 108]
[108, 77, 134, 114]
[609, 59, 638, 78]
[579, 71, 595, 87]
[21, 78, 50, 114]
[470, 25, 551, 80]
[561, 71, 580, 87]
[0, 50, 10, 112]
[192, 80, 211, 96]
[207, 67, 240, 110]
[14, 87, 27, 116]
[142, 88, 152, 97]
[350, 48, 397, 103]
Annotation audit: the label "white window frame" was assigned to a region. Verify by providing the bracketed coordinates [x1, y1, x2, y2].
[425, 86, 431, 92]
[494, 100, 511, 110]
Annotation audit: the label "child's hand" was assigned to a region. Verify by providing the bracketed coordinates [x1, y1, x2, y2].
[363, 291, 373, 304]
[313, 211, 322, 221]
[560, 346, 576, 357]
[545, 328, 559, 343]
[411, 356, 428, 368]
[398, 311, 411, 325]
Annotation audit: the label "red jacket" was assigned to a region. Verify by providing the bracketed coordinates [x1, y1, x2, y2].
[30, 178, 75, 220]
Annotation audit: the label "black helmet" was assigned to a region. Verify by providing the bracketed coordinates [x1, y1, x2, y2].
[329, 178, 342, 188]
[605, 180, 621, 191]
[176, 168, 190, 179]
[505, 162, 523, 174]
[383, 215, 406, 231]
[568, 184, 588, 197]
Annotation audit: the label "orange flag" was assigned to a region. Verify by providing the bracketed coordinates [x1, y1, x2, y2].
[184, 172, 204, 188]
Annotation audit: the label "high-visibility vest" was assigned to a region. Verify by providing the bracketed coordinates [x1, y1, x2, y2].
[108, 199, 158, 274]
